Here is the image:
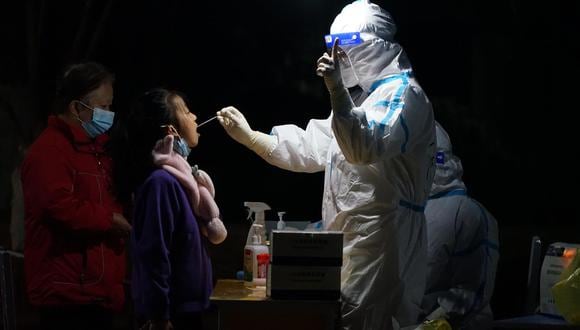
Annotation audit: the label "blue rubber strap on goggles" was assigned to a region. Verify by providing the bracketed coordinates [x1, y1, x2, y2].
[324, 32, 362, 48]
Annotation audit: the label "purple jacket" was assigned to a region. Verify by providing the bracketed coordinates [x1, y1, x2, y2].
[131, 169, 213, 321]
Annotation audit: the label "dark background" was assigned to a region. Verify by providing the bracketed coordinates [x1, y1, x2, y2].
[0, 0, 579, 321]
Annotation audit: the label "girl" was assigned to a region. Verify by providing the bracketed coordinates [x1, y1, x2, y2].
[111, 88, 226, 330]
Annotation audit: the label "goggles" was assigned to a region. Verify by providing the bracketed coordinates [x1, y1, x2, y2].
[436, 151, 445, 165]
[324, 32, 362, 49]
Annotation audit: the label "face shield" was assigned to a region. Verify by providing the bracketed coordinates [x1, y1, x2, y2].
[326, 1, 403, 92]
[432, 123, 466, 193]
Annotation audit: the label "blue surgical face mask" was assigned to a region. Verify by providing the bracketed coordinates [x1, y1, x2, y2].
[76, 101, 115, 138]
[173, 136, 191, 159]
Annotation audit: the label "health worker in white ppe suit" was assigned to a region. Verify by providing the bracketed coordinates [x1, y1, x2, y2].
[217, 1, 436, 329]
[419, 122, 499, 330]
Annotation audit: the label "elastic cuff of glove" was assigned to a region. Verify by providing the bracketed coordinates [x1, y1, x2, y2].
[330, 87, 353, 116]
[250, 131, 277, 158]
[329, 85, 348, 96]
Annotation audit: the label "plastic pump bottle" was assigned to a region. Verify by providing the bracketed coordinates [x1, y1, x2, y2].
[276, 211, 286, 230]
[243, 224, 269, 286]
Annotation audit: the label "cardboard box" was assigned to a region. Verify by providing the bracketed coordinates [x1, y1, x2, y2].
[267, 230, 343, 300]
[270, 230, 343, 262]
[267, 264, 341, 300]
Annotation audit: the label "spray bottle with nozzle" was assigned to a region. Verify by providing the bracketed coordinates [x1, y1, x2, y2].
[243, 202, 270, 286]
[244, 201, 270, 244]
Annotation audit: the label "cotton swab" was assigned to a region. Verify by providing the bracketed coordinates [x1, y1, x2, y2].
[197, 115, 217, 128]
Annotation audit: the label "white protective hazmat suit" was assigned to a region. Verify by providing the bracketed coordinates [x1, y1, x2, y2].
[217, 1, 436, 329]
[421, 122, 500, 329]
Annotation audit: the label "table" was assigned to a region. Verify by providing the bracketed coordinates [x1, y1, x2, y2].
[493, 314, 580, 329]
[205, 279, 341, 330]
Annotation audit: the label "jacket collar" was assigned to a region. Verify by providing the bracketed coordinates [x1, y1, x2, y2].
[48, 115, 109, 153]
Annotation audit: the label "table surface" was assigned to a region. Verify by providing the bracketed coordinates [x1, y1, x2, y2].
[210, 279, 267, 301]
[207, 279, 342, 330]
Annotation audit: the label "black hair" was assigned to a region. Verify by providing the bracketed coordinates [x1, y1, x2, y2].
[54, 61, 115, 114]
[110, 87, 183, 205]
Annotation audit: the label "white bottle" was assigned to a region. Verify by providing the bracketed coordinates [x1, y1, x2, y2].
[276, 211, 286, 230]
[243, 224, 269, 286]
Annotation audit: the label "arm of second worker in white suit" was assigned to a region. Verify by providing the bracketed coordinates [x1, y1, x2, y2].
[267, 116, 333, 173]
[438, 199, 500, 318]
[332, 85, 433, 165]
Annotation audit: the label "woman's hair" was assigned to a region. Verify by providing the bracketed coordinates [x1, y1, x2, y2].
[54, 61, 115, 114]
[110, 87, 184, 204]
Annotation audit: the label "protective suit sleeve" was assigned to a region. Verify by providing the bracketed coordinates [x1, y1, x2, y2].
[267, 116, 333, 173]
[332, 85, 433, 165]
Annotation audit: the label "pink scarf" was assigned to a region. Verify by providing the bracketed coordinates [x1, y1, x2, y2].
[151, 135, 227, 244]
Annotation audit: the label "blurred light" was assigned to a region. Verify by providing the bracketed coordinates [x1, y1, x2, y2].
[563, 248, 577, 259]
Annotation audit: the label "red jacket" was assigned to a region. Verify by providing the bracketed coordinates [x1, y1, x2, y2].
[21, 116, 126, 311]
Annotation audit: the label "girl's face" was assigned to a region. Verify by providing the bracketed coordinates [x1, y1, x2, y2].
[172, 95, 199, 147]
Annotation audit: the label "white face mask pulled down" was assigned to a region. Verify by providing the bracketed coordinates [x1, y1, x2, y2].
[337, 50, 360, 88]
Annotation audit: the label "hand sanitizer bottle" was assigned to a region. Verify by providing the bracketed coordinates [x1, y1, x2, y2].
[276, 211, 286, 230]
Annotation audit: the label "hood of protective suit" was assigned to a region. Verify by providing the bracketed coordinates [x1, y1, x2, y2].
[431, 122, 466, 196]
[330, 0, 412, 93]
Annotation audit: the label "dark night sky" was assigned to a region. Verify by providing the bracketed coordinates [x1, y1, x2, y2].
[1, 0, 579, 318]
[2, 0, 578, 224]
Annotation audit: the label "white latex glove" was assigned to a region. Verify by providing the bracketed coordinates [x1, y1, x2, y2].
[411, 307, 452, 330]
[216, 106, 276, 158]
[216, 106, 254, 147]
[425, 307, 449, 321]
[316, 37, 344, 94]
[316, 38, 354, 116]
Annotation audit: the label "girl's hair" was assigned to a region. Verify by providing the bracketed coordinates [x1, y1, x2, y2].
[54, 61, 115, 114]
[110, 87, 184, 204]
